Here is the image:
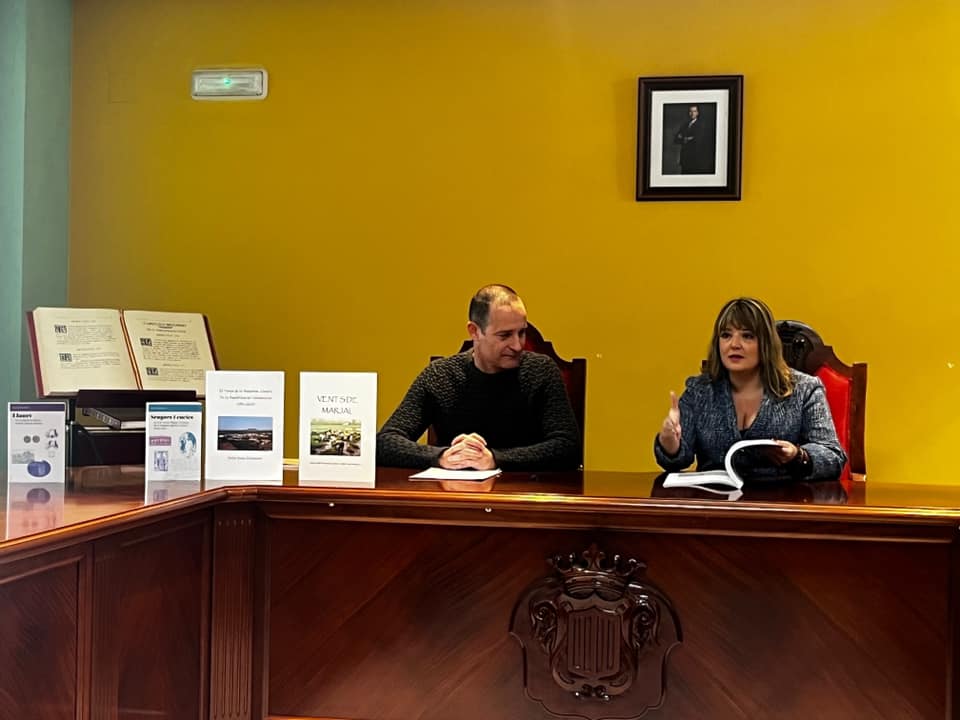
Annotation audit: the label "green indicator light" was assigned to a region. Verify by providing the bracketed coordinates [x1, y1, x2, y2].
[223, 77, 232, 86]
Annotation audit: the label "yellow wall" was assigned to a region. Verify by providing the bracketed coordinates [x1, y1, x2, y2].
[70, 0, 960, 481]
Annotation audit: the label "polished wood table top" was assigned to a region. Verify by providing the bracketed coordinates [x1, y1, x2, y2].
[3, 466, 960, 555]
[2, 465, 959, 720]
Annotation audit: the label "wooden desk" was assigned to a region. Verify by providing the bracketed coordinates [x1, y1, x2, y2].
[1, 468, 959, 719]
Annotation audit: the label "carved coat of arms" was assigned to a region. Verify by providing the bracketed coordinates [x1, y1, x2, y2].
[510, 545, 681, 720]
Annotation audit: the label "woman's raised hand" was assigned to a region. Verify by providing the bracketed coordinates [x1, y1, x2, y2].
[659, 391, 682, 456]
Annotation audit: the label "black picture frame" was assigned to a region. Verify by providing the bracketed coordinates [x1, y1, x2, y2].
[636, 75, 743, 201]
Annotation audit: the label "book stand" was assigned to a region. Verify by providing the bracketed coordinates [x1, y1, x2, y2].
[69, 389, 197, 467]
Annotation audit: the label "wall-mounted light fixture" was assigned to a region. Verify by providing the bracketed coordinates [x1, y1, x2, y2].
[191, 69, 268, 101]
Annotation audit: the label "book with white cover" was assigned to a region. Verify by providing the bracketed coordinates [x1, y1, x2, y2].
[662, 439, 781, 490]
[145, 402, 203, 484]
[298, 372, 377, 488]
[204, 371, 284, 486]
[7, 402, 67, 484]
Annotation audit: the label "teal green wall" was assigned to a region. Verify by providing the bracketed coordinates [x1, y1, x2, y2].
[21, 0, 72, 395]
[0, 0, 71, 461]
[0, 0, 28, 461]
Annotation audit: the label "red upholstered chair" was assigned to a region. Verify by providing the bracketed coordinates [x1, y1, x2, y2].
[776, 321, 867, 483]
[427, 323, 586, 458]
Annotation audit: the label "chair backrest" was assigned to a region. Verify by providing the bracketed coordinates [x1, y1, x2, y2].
[427, 322, 586, 457]
[776, 320, 867, 483]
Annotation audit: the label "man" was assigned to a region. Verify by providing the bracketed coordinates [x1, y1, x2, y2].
[673, 104, 713, 174]
[376, 284, 581, 471]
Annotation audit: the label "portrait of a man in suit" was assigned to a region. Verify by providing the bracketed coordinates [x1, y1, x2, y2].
[661, 102, 717, 175]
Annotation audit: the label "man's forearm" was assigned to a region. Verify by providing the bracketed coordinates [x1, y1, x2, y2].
[492, 436, 580, 471]
[376, 430, 445, 468]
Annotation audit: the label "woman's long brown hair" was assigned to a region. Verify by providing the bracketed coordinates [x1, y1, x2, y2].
[705, 297, 793, 398]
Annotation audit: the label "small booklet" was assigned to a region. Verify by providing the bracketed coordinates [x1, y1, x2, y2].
[7, 402, 67, 484]
[5, 402, 67, 540]
[145, 402, 203, 483]
[27, 307, 217, 397]
[663, 439, 782, 490]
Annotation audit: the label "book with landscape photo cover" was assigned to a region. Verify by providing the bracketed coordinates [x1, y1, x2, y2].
[662, 438, 788, 490]
[27, 307, 218, 398]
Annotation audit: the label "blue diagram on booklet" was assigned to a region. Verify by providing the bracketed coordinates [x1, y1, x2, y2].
[27, 460, 52, 478]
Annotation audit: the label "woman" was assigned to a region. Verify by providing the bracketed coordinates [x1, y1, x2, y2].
[654, 298, 846, 480]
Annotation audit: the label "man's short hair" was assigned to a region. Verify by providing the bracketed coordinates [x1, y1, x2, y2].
[468, 284, 521, 330]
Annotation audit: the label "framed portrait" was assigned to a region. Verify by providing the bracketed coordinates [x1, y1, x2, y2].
[636, 75, 743, 201]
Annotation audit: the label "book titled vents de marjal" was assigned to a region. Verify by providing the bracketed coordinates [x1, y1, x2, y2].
[27, 307, 218, 398]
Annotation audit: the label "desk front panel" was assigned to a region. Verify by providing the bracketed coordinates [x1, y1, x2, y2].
[0, 510, 211, 720]
[267, 518, 949, 720]
[90, 511, 211, 720]
[0, 545, 87, 720]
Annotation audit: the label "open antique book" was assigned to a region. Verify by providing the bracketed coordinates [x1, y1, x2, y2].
[663, 438, 783, 490]
[27, 307, 218, 398]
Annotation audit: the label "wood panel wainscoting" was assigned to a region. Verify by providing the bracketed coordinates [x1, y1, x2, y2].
[1, 467, 959, 719]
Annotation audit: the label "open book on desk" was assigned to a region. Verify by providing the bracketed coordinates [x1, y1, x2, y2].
[663, 439, 781, 491]
[27, 307, 217, 398]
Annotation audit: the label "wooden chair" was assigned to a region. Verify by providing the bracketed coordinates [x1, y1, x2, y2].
[427, 323, 586, 457]
[776, 320, 867, 483]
